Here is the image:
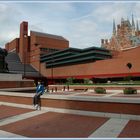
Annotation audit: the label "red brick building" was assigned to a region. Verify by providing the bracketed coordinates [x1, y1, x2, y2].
[5, 21, 69, 80]
[5, 21, 140, 83]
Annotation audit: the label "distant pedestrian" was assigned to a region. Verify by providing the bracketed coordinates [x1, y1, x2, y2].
[33, 81, 45, 110]
[67, 85, 69, 91]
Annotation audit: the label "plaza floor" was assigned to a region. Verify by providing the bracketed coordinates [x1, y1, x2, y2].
[0, 88, 140, 138]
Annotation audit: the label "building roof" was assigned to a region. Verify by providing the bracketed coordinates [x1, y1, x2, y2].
[82, 46, 111, 52]
[41, 46, 112, 68]
[31, 31, 68, 41]
[40, 47, 81, 61]
[5, 52, 40, 78]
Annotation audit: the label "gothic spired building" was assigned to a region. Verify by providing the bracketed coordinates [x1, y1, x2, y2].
[101, 15, 140, 51]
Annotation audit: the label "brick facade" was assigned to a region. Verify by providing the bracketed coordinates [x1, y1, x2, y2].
[5, 38, 19, 53]
[5, 20, 140, 82]
[40, 45, 140, 80]
[5, 21, 69, 75]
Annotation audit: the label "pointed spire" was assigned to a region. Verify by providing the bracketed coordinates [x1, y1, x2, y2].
[132, 14, 135, 28]
[121, 17, 124, 25]
[136, 20, 139, 31]
[131, 14, 136, 36]
[121, 17, 124, 22]
[113, 19, 116, 36]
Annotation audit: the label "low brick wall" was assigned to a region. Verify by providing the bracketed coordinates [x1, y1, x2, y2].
[0, 81, 35, 88]
[48, 85, 140, 91]
[0, 95, 139, 115]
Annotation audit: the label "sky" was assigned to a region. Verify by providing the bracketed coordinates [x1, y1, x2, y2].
[0, 1, 140, 49]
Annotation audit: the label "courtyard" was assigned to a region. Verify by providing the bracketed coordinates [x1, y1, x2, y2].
[0, 87, 140, 138]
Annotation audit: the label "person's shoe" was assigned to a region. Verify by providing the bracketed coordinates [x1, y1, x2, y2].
[37, 106, 41, 110]
[35, 104, 38, 110]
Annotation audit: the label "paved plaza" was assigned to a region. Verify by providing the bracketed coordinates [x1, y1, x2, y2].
[0, 88, 140, 138]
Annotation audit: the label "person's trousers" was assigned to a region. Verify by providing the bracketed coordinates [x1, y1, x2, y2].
[33, 94, 41, 107]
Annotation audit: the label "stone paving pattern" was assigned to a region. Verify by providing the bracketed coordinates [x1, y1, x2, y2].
[0, 112, 108, 138]
[0, 105, 33, 120]
[0, 89, 140, 138]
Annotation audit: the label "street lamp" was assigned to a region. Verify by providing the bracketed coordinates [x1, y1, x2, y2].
[126, 62, 133, 81]
[23, 34, 27, 77]
[34, 43, 41, 79]
[51, 57, 54, 84]
[51, 60, 53, 84]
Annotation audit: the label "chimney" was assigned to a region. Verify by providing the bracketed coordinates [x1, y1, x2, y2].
[101, 39, 104, 44]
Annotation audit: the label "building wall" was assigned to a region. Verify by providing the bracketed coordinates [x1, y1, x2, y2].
[5, 21, 69, 74]
[40, 62, 95, 79]
[29, 31, 69, 71]
[5, 38, 19, 53]
[35, 35, 69, 50]
[29, 47, 40, 71]
[0, 81, 34, 88]
[40, 46, 140, 79]
[5, 21, 140, 81]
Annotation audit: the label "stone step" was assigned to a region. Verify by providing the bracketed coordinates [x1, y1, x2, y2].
[0, 73, 22, 81]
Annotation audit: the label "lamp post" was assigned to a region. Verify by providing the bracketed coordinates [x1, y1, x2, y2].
[126, 62, 132, 81]
[34, 43, 41, 79]
[51, 56, 54, 85]
[39, 49, 41, 79]
[23, 34, 27, 77]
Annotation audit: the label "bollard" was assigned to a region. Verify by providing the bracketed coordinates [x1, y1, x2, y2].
[55, 87, 57, 92]
[67, 85, 69, 91]
[63, 86, 65, 91]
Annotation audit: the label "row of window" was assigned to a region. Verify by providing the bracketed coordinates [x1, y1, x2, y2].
[40, 48, 58, 52]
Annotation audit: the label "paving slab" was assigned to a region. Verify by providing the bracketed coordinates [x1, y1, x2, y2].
[0, 130, 26, 138]
[0, 112, 108, 138]
[0, 105, 33, 120]
[0, 101, 140, 138]
[119, 120, 140, 138]
[89, 118, 129, 138]
[0, 110, 47, 126]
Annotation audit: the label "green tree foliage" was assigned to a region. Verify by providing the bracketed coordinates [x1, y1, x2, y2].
[66, 77, 75, 84]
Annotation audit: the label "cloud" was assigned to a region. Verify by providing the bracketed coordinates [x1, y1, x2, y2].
[0, 2, 140, 49]
[67, 2, 140, 48]
[0, 3, 22, 46]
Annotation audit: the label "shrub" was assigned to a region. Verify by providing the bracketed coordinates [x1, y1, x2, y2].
[94, 87, 106, 94]
[84, 78, 90, 84]
[123, 87, 137, 94]
[66, 77, 75, 84]
[123, 76, 132, 81]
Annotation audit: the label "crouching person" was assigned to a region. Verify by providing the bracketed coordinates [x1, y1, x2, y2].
[33, 81, 45, 110]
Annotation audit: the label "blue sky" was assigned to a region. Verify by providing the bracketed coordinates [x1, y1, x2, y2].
[0, 1, 140, 49]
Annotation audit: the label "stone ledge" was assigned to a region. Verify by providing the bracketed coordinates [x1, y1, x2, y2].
[0, 91, 139, 104]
